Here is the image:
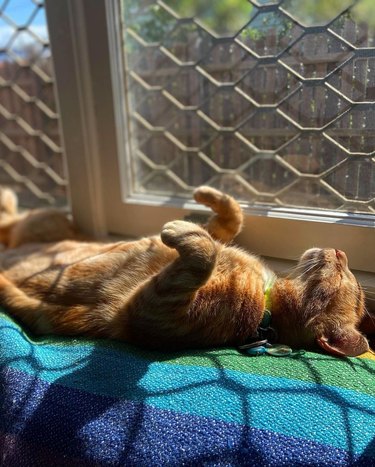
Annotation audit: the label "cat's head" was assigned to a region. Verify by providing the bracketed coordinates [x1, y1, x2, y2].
[295, 247, 369, 357]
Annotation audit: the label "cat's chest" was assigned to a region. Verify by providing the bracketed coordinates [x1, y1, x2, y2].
[191, 252, 270, 324]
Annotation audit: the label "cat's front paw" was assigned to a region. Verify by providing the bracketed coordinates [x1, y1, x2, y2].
[161, 220, 205, 249]
[161, 220, 217, 263]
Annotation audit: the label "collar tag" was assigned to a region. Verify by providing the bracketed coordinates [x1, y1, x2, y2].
[260, 309, 272, 329]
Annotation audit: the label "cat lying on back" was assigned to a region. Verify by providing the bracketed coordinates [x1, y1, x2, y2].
[0, 186, 369, 357]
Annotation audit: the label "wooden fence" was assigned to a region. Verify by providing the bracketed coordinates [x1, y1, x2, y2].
[127, 12, 375, 212]
[0, 56, 67, 208]
[0, 2, 374, 213]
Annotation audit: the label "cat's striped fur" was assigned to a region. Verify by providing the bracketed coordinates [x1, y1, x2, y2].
[0, 186, 369, 356]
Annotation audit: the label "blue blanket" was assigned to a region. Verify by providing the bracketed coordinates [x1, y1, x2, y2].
[1, 309, 374, 466]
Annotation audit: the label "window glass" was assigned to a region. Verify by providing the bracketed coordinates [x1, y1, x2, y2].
[0, 0, 67, 208]
[122, 0, 375, 216]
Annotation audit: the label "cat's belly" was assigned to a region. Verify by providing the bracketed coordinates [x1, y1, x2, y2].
[0, 237, 173, 284]
[0, 236, 271, 348]
[0, 236, 178, 337]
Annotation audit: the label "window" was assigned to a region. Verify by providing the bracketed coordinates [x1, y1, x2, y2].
[44, 0, 374, 300]
[123, 0, 375, 217]
[0, 0, 67, 208]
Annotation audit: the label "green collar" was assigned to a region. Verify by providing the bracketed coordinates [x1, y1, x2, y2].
[238, 306, 275, 351]
[238, 280, 276, 350]
[259, 308, 272, 329]
[264, 283, 273, 311]
[260, 280, 273, 327]
[258, 280, 275, 337]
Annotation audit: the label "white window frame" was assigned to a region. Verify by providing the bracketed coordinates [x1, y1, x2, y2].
[45, 0, 375, 307]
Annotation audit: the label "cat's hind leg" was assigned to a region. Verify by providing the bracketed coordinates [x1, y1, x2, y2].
[113, 221, 219, 347]
[193, 186, 243, 243]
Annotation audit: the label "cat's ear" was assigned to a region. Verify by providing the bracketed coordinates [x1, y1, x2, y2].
[317, 327, 369, 357]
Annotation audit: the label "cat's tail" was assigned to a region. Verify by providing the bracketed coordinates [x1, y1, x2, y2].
[0, 186, 18, 220]
[0, 187, 20, 248]
[7, 209, 79, 248]
[0, 186, 86, 248]
[193, 186, 244, 243]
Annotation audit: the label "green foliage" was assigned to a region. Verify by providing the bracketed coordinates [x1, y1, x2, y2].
[239, 10, 294, 43]
[282, 0, 353, 26]
[123, 0, 375, 44]
[352, 0, 375, 30]
[123, 2, 175, 43]
[163, 0, 254, 35]
[163, 0, 252, 21]
[124, 0, 254, 38]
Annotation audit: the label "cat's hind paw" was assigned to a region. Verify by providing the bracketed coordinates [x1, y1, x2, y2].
[193, 186, 225, 211]
[193, 185, 243, 243]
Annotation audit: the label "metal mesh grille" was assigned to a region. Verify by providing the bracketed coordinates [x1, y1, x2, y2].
[0, 0, 67, 208]
[122, 0, 375, 215]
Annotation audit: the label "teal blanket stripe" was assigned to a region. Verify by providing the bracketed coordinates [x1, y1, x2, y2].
[1, 313, 374, 456]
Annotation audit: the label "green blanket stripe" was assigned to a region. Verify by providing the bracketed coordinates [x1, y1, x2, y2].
[1, 311, 374, 397]
[163, 351, 375, 396]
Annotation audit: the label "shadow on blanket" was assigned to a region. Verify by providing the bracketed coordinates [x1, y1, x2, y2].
[1, 311, 375, 466]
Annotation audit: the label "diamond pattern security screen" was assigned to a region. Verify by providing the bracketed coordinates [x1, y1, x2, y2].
[122, 0, 375, 215]
[0, 0, 67, 208]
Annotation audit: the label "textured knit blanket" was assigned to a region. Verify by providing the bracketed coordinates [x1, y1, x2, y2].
[1, 309, 374, 467]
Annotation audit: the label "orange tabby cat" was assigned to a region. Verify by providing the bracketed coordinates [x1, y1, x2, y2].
[0, 186, 369, 356]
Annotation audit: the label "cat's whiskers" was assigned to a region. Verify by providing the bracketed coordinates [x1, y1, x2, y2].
[360, 286, 375, 295]
[360, 287, 375, 303]
[363, 307, 375, 324]
[290, 258, 320, 271]
[278, 258, 323, 282]
[291, 260, 322, 281]
[361, 308, 375, 344]
[296, 257, 321, 269]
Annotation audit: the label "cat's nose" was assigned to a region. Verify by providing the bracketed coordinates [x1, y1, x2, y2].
[335, 249, 348, 265]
